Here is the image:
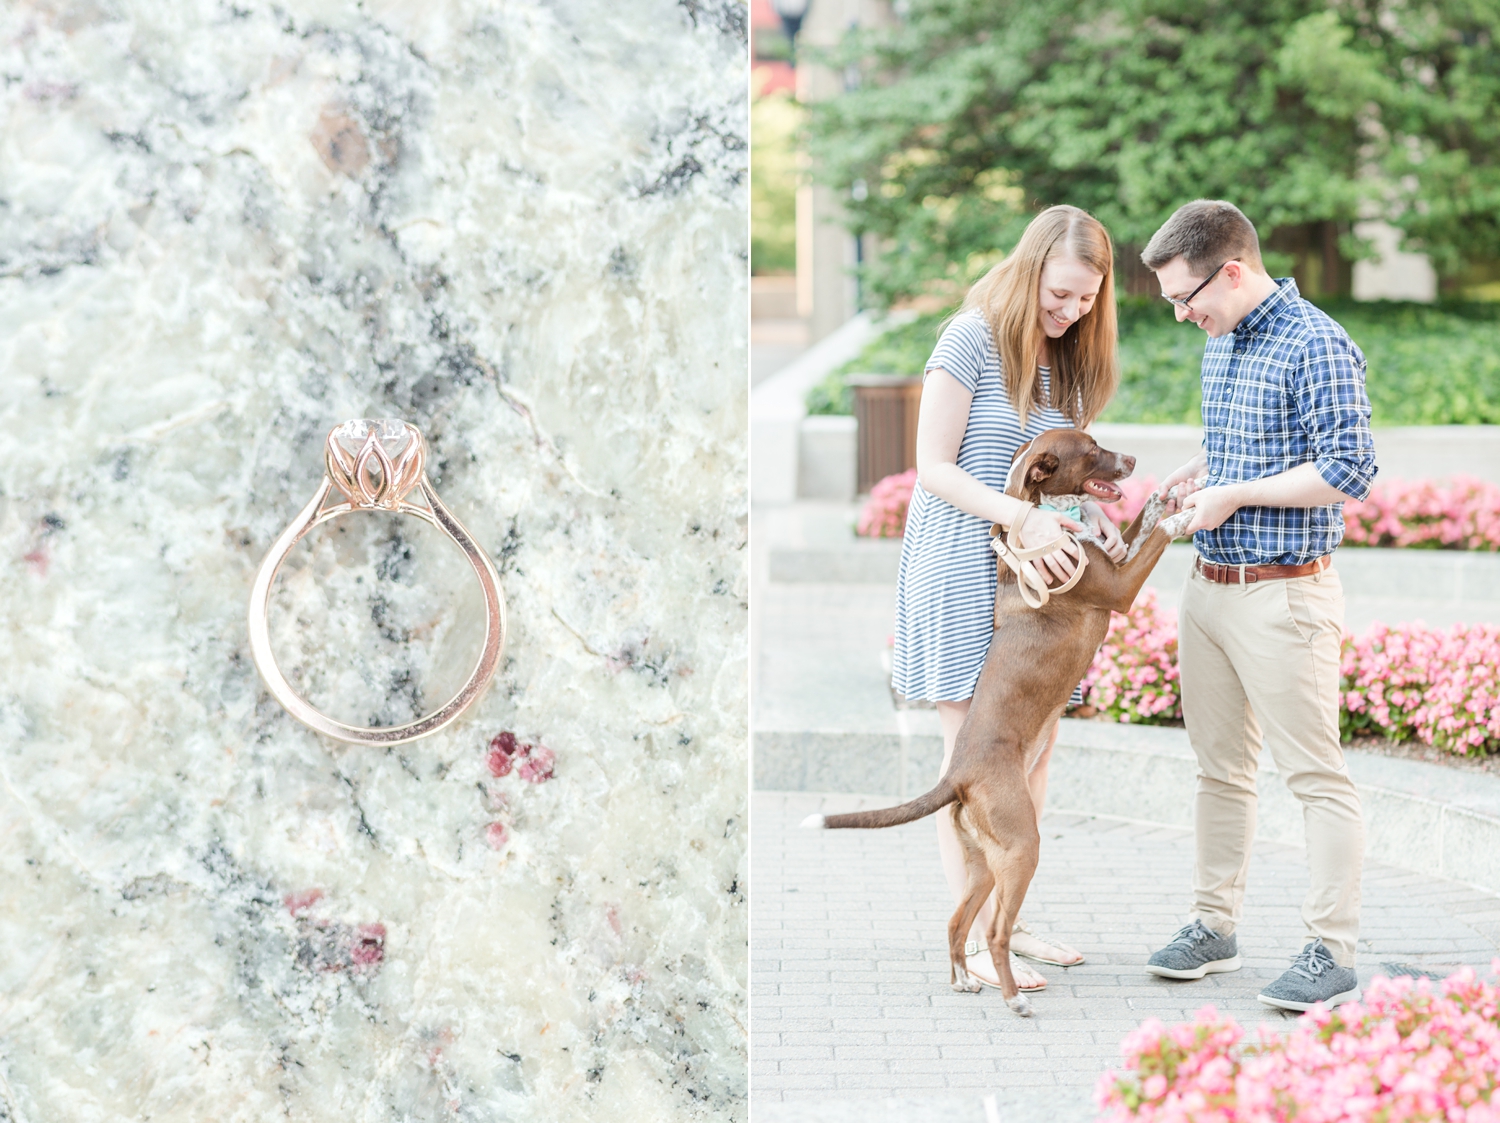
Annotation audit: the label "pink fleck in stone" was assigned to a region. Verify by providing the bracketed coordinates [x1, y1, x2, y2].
[605, 904, 622, 937]
[22, 549, 47, 577]
[284, 888, 324, 916]
[485, 822, 509, 849]
[487, 731, 556, 783]
[486, 731, 519, 777]
[351, 923, 386, 966]
[517, 745, 555, 784]
[292, 911, 387, 977]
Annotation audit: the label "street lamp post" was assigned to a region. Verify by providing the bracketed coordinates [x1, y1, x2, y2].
[772, 0, 810, 50]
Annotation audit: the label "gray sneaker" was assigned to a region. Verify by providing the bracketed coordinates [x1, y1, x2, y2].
[1145, 919, 1242, 979]
[1258, 939, 1361, 1011]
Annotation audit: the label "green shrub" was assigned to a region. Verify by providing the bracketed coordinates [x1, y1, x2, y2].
[1106, 298, 1500, 426]
[1337, 300, 1500, 426]
[804, 368, 853, 416]
[808, 300, 1500, 426]
[807, 315, 944, 415]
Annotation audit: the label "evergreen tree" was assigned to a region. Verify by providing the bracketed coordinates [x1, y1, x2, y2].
[809, 0, 1500, 303]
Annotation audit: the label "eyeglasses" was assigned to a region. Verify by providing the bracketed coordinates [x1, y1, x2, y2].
[1162, 260, 1230, 311]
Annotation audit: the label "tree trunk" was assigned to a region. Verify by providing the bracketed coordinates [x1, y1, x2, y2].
[1266, 221, 1352, 298]
[1116, 245, 1161, 298]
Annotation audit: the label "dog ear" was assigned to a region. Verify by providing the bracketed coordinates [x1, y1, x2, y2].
[1026, 451, 1059, 485]
[1002, 440, 1034, 494]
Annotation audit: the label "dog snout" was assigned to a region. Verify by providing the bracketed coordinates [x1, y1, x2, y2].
[1099, 450, 1135, 478]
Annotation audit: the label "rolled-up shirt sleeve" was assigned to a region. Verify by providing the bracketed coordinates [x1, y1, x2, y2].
[1294, 329, 1378, 501]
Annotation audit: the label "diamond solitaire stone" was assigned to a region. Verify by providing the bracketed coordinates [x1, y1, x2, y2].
[331, 419, 414, 457]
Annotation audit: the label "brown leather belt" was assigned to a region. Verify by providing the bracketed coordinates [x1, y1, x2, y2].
[1194, 555, 1330, 584]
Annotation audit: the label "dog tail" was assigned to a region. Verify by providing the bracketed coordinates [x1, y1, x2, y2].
[799, 778, 957, 831]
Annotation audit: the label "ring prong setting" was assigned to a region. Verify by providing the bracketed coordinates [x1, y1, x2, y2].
[326, 419, 425, 509]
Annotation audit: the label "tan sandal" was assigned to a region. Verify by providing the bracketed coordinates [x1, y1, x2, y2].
[964, 938, 1047, 991]
[1010, 920, 1084, 967]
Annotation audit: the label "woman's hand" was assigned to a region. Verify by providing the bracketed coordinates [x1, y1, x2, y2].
[1014, 506, 1083, 586]
[1080, 500, 1127, 563]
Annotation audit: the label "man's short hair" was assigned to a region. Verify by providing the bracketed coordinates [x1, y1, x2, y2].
[1141, 200, 1263, 275]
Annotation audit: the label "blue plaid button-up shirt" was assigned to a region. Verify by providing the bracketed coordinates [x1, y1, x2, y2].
[1194, 279, 1377, 566]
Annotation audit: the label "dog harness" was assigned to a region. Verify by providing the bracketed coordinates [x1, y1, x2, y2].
[989, 500, 1089, 613]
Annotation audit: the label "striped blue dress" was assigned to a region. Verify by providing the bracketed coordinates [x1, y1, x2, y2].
[891, 310, 1075, 702]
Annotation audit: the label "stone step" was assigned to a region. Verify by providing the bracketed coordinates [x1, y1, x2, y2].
[751, 1089, 1094, 1123]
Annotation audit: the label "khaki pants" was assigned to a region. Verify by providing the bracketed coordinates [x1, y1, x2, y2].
[1179, 562, 1364, 966]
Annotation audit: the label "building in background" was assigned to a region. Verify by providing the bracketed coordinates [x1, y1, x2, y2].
[753, 0, 895, 364]
[750, 0, 804, 385]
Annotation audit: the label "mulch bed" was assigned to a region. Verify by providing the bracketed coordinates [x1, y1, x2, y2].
[1343, 732, 1500, 776]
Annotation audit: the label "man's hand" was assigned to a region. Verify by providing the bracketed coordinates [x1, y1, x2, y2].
[1160, 451, 1209, 514]
[1176, 463, 1358, 534]
[1080, 500, 1127, 562]
[1177, 485, 1242, 534]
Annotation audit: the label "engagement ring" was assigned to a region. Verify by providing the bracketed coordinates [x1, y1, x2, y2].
[247, 419, 506, 744]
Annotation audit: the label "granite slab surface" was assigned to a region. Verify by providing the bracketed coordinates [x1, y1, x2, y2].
[0, 2, 747, 1120]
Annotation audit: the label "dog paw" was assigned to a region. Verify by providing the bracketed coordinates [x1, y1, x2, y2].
[1159, 511, 1195, 538]
[798, 814, 826, 830]
[950, 969, 983, 994]
[1006, 993, 1034, 1017]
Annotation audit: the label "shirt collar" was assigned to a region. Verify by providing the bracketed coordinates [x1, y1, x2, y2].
[1234, 277, 1298, 338]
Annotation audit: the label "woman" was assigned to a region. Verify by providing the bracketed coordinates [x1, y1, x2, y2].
[891, 204, 1125, 991]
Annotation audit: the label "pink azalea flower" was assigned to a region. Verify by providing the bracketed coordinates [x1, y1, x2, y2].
[1344, 476, 1500, 551]
[1096, 964, 1500, 1121]
[857, 469, 919, 538]
[1082, 593, 1500, 755]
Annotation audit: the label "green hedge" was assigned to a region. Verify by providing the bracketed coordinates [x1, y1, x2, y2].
[809, 300, 1500, 426]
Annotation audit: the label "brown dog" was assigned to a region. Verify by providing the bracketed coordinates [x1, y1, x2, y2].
[802, 429, 1187, 1015]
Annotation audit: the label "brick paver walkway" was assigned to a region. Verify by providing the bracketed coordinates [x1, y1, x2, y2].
[752, 791, 1500, 1122]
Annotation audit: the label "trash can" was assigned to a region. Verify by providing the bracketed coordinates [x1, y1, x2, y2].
[848, 374, 923, 494]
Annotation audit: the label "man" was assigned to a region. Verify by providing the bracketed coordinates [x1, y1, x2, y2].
[1141, 200, 1375, 1011]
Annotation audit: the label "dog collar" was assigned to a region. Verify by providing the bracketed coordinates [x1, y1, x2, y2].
[1037, 494, 1089, 525]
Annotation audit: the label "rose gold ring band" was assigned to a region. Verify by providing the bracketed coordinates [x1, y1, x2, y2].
[246, 420, 506, 745]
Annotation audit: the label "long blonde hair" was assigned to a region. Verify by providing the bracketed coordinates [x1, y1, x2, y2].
[959, 205, 1118, 426]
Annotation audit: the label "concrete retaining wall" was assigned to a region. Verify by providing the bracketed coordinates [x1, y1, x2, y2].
[769, 540, 1500, 605]
[758, 311, 1500, 502]
[798, 416, 856, 501]
[1090, 423, 1500, 488]
[753, 718, 1500, 897]
[751, 314, 878, 506]
[795, 422, 1500, 499]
